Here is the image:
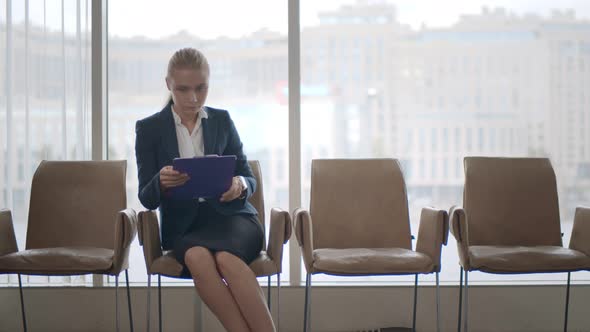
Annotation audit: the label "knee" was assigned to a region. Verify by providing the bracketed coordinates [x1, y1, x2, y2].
[214, 251, 247, 277]
[184, 246, 213, 272]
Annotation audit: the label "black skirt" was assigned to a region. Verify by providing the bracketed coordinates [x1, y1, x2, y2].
[173, 201, 264, 277]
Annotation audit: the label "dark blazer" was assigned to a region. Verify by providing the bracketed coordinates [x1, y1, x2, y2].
[135, 103, 258, 250]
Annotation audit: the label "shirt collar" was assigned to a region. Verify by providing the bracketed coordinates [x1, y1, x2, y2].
[171, 106, 208, 126]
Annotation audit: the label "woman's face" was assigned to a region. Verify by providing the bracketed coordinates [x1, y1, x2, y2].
[166, 67, 209, 117]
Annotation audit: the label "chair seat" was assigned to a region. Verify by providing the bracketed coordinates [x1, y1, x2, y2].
[312, 248, 434, 275]
[249, 251, 279, 277]
[469, 245, 590, 273]
[150, 250, 278, 278]
[151, 251, 184, 277]
[0, 247, 114, 274]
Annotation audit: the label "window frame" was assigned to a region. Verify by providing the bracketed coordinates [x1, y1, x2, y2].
[84, 0, 590, 287]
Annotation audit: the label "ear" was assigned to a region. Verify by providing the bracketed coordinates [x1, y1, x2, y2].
[165, 77, 172, 91]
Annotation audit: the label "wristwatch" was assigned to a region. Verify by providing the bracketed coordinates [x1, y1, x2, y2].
[238, 176, 248, 199]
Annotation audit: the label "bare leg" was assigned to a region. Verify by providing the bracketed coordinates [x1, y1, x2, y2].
[185, 246, 250, 332]
[215, 251, 276, 332]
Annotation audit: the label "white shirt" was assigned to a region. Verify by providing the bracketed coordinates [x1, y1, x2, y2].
[170, 106, 247, 198]
[171, 106, 208, 158]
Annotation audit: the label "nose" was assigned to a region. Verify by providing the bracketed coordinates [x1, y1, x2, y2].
[191, 93, 198, 102]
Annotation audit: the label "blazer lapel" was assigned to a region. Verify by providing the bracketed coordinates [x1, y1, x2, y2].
[202, 108, 217, 155]
[160, 105, 180, 161]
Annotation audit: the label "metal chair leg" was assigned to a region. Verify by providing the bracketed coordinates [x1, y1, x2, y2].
[412, 274, 418, 332]
[158, 275, 162, 332]
[303, 273, 311, 332]
[125, 270, 134, 332]
[458, 267, 463, 332]
[436, 272, 441, 332]
[277, 273, 281, 332]
[147, 274, 151, 332]
[195, 292, 203, 332]
[115, 275, 120, 332]
[267, 275, 271, 310]
[18, 274, 27, 332]
[564, 272, 571, 332]
[464, 270, 469, 332]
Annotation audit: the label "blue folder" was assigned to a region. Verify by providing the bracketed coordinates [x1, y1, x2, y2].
[169, 155, 237, 200]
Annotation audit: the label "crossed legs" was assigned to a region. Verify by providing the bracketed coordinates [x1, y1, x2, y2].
[184, 246, 275, 332]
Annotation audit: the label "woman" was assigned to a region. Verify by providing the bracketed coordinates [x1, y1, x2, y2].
[135, 48, 275, 332]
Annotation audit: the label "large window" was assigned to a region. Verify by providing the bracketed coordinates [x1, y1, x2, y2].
[1, 0, 92, 286]
[107, 0, 289, 283]
[2, 0, 589, 287]
[300, 0, 590, 284]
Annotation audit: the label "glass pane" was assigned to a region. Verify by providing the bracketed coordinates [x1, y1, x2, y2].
[301, 0, 590, 284]
[108, 0, 288, 284]
[1, 0, 92, 286]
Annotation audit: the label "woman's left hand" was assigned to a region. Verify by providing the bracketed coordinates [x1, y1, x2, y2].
[219, 176, 245, 202]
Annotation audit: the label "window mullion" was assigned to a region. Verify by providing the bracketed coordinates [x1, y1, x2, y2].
[288, 0, 302, 287]
[91, 0, 108, 287]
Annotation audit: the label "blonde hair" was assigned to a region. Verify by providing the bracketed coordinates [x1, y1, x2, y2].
[167, 47, 210, 78]
[166, 48, 210, 105]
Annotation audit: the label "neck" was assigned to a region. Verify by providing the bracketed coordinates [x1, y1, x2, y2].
[172, 106, 199, 124]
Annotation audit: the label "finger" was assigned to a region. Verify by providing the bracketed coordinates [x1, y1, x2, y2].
[161, 169, 181, 176]
[164, 180, 187, 187]
[168, 177, 189, 185]
[161, 173, 189, 181]
[219, 188, 236, 202]
[219, 179, 242, 202]
[162, 178, 189, 188]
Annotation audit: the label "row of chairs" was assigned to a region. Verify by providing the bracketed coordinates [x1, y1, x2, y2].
[0, 157, 588, 332]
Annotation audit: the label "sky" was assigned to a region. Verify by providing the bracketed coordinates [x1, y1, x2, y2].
[107, 0, 590, 39]
[5, 0, 590, 39]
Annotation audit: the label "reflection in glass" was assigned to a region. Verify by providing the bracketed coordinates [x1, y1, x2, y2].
[301, 1, 590, 284]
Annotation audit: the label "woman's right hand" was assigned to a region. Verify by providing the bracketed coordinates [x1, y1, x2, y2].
[159, 166, 189, 191]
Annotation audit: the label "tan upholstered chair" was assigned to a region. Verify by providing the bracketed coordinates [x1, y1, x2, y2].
[294, 159, 449, 332]
[451, 157, 590, 332]
[0, 160, 137, 332]
[137, 160, 291, 332]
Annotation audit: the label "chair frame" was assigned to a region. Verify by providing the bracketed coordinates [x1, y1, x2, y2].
[451, 157, 590, 332]
[0, 160, 136, 332]
[296, 159, 448, 332]
[144, 270, 281, 332]
[138, 160, 290, 331]
[15, 271, 133, 332]
[303, 271, 442, 332]
[456, 267, 572, 332]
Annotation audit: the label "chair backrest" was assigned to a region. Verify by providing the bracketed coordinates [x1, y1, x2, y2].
[310, 159, 412, 250]
[25, 160, 127, 250]
[247, 160, 266, 246]
[464, 157, 562, 246]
